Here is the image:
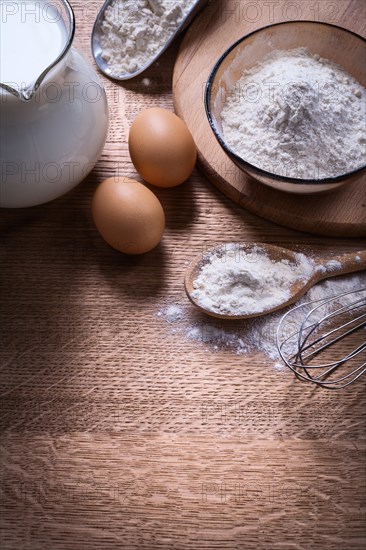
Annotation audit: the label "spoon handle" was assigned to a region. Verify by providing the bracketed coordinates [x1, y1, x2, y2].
[314, 250, 366, 281]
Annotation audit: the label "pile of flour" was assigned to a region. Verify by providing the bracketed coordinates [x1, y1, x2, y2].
[100, 0, 196, 75]
[191, 244, 315, 315]
[221, 48, 366, 179]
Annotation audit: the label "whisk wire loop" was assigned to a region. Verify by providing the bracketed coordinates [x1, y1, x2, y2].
[276, 287, 366, 389]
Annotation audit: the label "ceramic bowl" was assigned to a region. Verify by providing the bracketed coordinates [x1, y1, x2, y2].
[205, 21, 366, 194]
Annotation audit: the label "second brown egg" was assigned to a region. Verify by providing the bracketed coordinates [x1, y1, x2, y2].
[128, 107, 197, 188]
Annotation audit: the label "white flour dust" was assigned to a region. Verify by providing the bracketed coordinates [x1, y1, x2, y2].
[221, 48, 366, 179]
[100, 0, 196, 75]
[157, 272, 366, 365]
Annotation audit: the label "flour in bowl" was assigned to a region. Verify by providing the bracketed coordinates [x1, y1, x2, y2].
[221, 48, 366, 179]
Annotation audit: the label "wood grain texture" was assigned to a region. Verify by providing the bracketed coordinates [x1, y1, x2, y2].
[1, 1, 366, 549]
[173, 0, 366, 236]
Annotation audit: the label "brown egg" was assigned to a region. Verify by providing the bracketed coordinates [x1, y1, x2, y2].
[128, 107, 197, 187]
[92, 177, 165, 255]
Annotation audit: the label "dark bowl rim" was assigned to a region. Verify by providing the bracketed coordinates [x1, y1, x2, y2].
[205, 20, 366, 186]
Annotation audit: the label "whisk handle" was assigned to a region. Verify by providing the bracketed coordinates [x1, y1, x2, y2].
[314, 250, 366, 280]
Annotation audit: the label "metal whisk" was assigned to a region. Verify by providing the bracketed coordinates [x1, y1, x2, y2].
[276, 288, 366, 389]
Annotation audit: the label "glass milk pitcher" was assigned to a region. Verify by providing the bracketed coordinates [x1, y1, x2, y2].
[0, 0, 109, 207]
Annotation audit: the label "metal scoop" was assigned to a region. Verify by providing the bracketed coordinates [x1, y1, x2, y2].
[91, 0, 208, 81]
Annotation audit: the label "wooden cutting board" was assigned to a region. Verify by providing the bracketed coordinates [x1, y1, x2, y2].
[173, 0, 366, 237]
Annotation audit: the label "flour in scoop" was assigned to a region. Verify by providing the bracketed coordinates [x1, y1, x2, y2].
[191, 245, 315, 316]
[221, 48, 366, 179]
[100, 0, 196, 75]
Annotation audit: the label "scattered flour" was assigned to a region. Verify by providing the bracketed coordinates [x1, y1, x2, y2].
[221, 48, 366, 179]
[157, 272, 366, 364]
[160, 304, 184, 323]
[100, 0, 196, 75]
[274, 362, 286, 372]
[191, 244, 315, 315]
[324, 259, 343, 271]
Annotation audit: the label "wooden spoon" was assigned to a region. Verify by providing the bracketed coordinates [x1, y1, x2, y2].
[184, 244, 366, 320]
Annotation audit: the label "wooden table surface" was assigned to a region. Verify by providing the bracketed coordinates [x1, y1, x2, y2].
[1, 1, 365, 549]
